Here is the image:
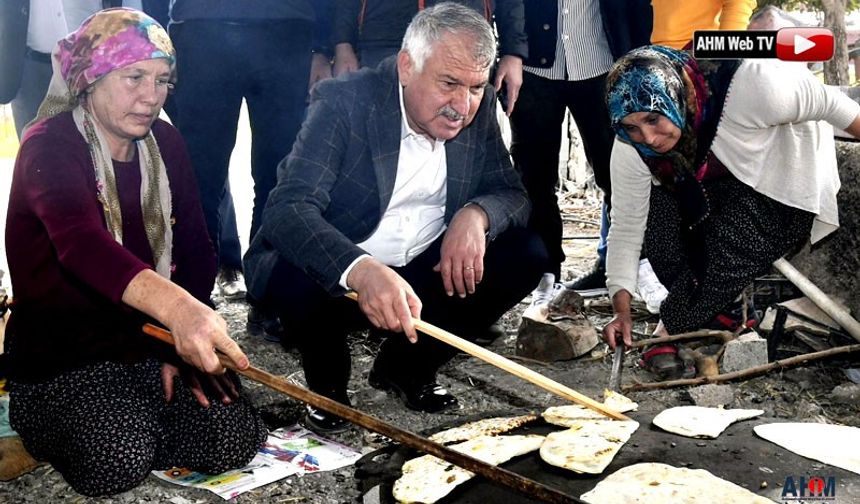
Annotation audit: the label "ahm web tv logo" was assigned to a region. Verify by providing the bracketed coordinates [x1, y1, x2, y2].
[693, 28, 834, 62]
[782, 475, 836, 502]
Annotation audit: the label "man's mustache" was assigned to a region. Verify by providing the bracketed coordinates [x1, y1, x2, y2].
[437, 106, 465, 122]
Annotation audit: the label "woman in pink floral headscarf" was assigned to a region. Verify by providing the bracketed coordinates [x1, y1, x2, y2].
[6, 9, 265, 496]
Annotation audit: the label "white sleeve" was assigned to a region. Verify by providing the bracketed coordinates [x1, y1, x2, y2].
[339, 254, 371, 290]
[727, 60, 860, 130]
[606, 139, 653, 299]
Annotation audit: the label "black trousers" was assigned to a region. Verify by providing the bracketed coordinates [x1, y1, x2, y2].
[171, 20, 313, 263]
[262, 227, 547, 402]
[509, 72, 615, 278]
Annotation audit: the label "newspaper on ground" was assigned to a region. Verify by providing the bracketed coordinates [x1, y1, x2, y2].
[153, 425, 362, 500]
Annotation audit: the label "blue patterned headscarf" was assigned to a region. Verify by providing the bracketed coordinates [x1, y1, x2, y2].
[606, 45, 739, 188]
[606, 45, 698, 159]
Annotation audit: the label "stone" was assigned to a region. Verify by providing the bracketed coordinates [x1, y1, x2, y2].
[516, 287, 598, 362]
[830, 383, 860, 406]
[516, 316, 598, 362]
[688, 384, 735, 408]
[721, 331, 769, 373]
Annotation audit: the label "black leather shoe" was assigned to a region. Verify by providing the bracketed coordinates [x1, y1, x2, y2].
[301, 405, 349, 434]
[368, 368, 458, 413]
[473, 322, 506, 346]
[247, 305, 284, 343]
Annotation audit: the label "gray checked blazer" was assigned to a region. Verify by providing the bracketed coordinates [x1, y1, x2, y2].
[244, 56, 530, 297]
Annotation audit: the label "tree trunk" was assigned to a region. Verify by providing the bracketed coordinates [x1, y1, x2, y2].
[822, 0, 849, 85]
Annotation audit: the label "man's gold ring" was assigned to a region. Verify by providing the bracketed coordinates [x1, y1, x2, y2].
[464, 266, 475, 270]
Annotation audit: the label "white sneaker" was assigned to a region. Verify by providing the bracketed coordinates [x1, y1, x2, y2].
[530, 273, 556, 304]
[524, 273, 563, 320]
[637, 259, 668, 314]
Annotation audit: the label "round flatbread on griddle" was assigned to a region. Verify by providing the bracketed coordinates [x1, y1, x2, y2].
[539, 419, 639, 474]
[392, 434, 545, 503]
[652, 406, 763, 439]
[580, 463, 773, 503]
[427, 414, 539, 444]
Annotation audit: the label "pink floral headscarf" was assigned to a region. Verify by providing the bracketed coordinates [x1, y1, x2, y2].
[59, 7, 175, 97]
[31, 7, 175, 123]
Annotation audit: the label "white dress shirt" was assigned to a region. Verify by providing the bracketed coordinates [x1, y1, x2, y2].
[338, 84, 448, 288]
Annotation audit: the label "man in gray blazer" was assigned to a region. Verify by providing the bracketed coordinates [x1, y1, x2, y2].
[245, 3, 546, 432]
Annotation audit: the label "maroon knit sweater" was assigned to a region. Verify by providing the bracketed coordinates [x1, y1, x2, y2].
[5, 112, 215, 382]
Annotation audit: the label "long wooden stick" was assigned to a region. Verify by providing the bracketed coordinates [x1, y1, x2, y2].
[631, 329, 735, 349]
[622, 343, 860, 391]
[773, 258, 860, 343]
[142, 324, 581, 504]
[345, 292, 629, 421]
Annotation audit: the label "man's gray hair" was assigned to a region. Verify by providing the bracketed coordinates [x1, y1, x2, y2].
[401, 2, 497, 72]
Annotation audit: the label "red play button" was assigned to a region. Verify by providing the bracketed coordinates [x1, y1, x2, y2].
[776, 27, 834, 62]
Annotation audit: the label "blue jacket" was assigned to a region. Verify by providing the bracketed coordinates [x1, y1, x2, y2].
[522, 0, 652, 67]
[245, 57, 530, 297]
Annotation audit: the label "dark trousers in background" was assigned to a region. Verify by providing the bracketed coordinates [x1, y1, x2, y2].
[171, 20, 313, 264]
[262, 228, 548, 402]
[10, 52, 52, 139]
[218, 184, 243, 271]
[509, 72, 615, 279]
[162, 95, 242, 272]
[359, 47, 398, 69]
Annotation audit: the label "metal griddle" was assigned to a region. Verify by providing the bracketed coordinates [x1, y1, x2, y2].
[356, 411, 860, 503]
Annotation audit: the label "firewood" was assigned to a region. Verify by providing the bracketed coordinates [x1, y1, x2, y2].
[622, 344, 860, 391]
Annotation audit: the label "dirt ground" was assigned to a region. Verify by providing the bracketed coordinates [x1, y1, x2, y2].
[3, 197, 860, 503]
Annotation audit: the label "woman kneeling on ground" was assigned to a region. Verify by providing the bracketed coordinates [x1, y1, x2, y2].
[602, 46, 860, 357]
[5, 8, 266, 496]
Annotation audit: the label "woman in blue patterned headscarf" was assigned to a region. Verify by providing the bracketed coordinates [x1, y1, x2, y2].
[601, 46, 860, 373]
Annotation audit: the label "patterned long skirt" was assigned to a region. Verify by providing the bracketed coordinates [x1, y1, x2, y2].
[644, 175, 814, 334]
[9, 359, 267, 496]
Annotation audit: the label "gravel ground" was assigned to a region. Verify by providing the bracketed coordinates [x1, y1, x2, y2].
[3, 199, 860, 503]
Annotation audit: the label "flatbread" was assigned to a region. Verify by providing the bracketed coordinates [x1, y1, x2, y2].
[392, 434, 544, 503]
[603, 389, 639, 412]
[580, 463, 773, 503]
[652, 406, 763, 438]
[542, 400, 636, 427]
[754, 422, 860, 475]
[539, 419, 639, 474]
[427, 414, 539, 444]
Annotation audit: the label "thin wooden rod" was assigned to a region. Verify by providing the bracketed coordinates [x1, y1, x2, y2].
[345, 292, 629, 421]
[142, 324, 582, 504]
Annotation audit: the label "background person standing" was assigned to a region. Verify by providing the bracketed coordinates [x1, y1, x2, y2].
[169, 0, 333, 339]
